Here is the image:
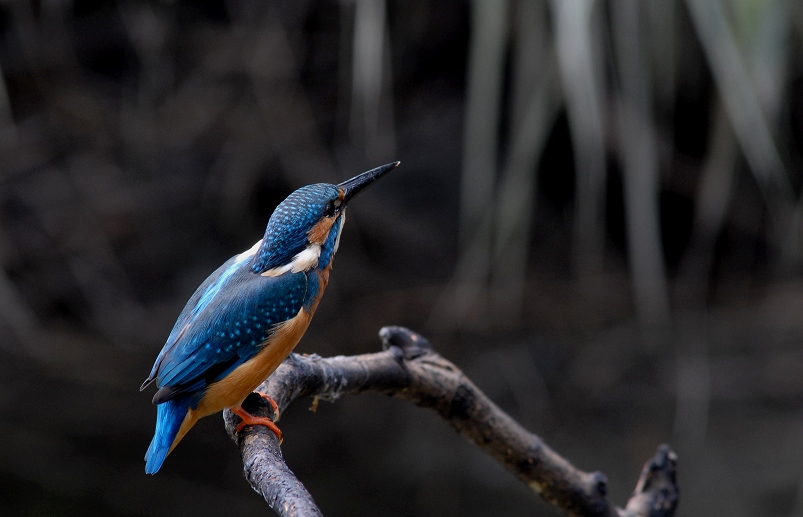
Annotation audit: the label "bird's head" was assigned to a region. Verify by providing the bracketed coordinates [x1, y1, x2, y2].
[251, 161, 399, 276]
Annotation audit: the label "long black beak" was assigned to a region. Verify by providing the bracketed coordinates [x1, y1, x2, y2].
[338, 161, 400, 206]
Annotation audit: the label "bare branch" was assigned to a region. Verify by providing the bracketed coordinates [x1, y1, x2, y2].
[224, 327, 679, 517]
[225, 411, 322, 517]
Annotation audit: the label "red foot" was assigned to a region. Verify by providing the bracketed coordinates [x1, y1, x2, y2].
[232, 405, 283, 444]
[253, 391, 280, 421]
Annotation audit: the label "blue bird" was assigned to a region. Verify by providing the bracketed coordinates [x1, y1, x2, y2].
[141, 162, 399, 474]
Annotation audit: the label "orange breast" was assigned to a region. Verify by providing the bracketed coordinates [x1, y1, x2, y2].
[195, 309, 311, 416]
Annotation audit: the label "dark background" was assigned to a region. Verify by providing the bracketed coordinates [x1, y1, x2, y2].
[1, 1, 803, 515]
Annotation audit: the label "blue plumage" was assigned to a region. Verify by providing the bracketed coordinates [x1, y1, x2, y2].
[145, 394, 197, 474]
[142, 162, 399, 474]
[142, 267, 312, 474]
[149, 266, 309, 401]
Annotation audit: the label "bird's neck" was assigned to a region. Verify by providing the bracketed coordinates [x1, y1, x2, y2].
[256, 242, 320, 277]
[252, 214, 344, 276]
[250, 221, 308, 274]
[318, 213, 344, 271]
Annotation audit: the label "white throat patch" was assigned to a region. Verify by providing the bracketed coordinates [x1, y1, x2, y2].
[261, 243, 321, 277]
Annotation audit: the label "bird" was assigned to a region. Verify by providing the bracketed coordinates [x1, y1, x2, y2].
[141, 161, 400, 474]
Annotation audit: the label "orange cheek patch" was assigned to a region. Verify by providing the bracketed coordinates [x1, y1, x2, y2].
[308, 216, 335, 244]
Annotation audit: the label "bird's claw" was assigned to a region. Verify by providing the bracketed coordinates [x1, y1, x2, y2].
[232, 404, 283, 444]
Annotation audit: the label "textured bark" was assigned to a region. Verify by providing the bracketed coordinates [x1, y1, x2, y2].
[224, 326, 679, 517]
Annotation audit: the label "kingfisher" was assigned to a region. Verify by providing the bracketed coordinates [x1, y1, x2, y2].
[141, 161, 400, 474]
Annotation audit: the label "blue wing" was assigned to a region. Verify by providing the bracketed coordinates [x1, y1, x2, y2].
[143, 254, 311, 404]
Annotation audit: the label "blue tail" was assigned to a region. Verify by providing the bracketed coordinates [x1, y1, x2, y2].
[145, 396, 193, 474]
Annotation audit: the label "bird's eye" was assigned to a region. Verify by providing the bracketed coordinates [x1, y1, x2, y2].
[324, 201, 336, 217]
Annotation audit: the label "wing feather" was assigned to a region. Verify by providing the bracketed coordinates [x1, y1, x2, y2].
[145, 262, 308, 403]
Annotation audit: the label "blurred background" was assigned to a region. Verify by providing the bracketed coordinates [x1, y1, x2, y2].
[1, 0, 802, 515]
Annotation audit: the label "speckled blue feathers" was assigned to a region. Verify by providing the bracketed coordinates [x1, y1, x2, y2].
[145, 263, 311, 404]
[252, 183, 340, 273]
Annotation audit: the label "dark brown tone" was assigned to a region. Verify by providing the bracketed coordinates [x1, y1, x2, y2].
[0, 1, 801, 515]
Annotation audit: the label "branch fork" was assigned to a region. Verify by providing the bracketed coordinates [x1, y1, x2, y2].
[224, 326, 679, 517]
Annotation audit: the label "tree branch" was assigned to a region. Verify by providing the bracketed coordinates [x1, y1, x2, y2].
[224, 326, 679, 517]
